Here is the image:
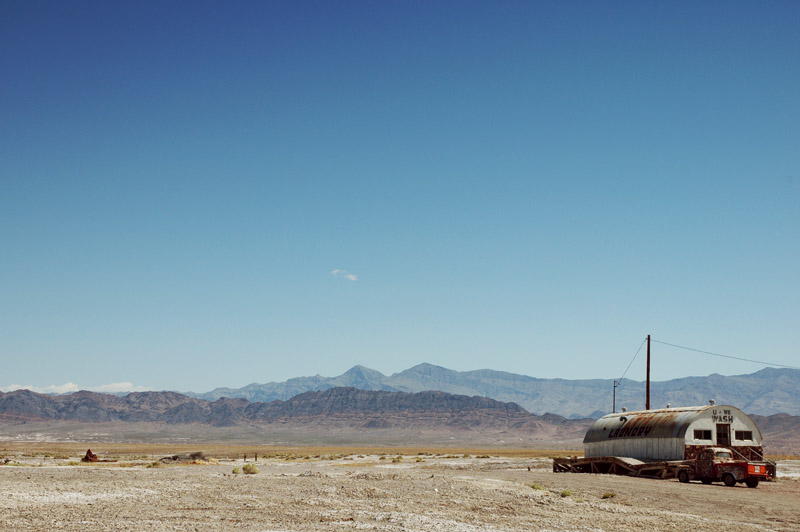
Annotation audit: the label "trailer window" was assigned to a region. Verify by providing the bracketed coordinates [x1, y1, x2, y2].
[693, 429, 712, 440]
[735, 430, 753, 441]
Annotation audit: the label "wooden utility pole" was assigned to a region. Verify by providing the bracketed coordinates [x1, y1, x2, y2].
[646, 334, 651, 410]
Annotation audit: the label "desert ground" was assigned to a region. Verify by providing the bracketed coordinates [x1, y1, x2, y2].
[1, 443, 799, 532]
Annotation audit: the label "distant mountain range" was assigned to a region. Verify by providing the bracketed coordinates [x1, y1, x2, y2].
[2, 386, 798, 452]
[0, 387, 592, 440]
[188, 364, 800, 418]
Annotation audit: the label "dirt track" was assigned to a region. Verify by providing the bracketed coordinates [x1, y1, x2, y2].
[2, 454, 798, 531]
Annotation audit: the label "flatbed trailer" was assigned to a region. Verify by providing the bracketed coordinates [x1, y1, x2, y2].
[553, 456, 686, 479]
[553, 453, 776, 485]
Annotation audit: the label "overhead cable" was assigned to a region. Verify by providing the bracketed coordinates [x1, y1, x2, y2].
[619, 336, 647, 381]
[651, 339, 800, 370]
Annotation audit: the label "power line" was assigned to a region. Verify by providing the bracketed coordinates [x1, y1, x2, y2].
[650, 339, 800, 370]
[619, 337, 647, 381]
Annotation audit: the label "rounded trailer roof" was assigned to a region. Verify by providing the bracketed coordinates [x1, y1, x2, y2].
[583, 405, 755, 444]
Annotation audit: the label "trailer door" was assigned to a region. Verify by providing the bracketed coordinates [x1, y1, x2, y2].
[716, 424, 731, 447]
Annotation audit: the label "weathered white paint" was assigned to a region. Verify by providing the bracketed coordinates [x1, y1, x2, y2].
[583, 405, 763, 462]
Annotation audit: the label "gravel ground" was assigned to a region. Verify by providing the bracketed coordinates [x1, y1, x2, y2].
[1, 455, 798, 532]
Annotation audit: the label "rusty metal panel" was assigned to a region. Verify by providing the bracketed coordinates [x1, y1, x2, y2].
[584, 407, 703, 444]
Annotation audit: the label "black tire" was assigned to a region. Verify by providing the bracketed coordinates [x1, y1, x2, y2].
[723, 473, 736, 487]
[678, 470, 690, 483]
[701, 478, 712, 484]
[745, 478, 759, 488]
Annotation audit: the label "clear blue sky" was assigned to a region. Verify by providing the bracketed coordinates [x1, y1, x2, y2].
[2, 1, 798, 394]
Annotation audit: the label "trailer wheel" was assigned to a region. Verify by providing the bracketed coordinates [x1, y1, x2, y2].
[678, 470, 690, 483]
[723, 473, 736, 487]
[745, 478, 759, 488]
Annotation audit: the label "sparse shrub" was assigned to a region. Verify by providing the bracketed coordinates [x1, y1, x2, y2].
[146, 461, 162, 468]
[379, 456, 386, 461]
[242, 463, 258, 474]
[66, 461, 81, 466]
[415, 457, 424, 463]
[462, 454, 471, 459]
[601, 492, 617, 499]
[391, 456, 403, 463]
[528, 483, 545, 491]
[476, 455, 491, 459]
[560, 489, 574, 498]
[232, 466, 241, 474]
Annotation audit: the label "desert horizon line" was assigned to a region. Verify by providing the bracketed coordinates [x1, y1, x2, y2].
[2, 362, 794, 396]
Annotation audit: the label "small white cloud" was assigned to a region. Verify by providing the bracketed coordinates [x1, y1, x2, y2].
[331, 268, 358, 281]
[1, 383, 79, 394]
[93, 382, 150, 393]
[1, 382, 151, 394]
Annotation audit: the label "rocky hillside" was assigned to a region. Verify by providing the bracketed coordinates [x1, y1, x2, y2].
[0, 387, 590, 438]
[2, 387, 797, 451]
[189, 364, 800, 417]
[0, 390, 197, 423]
[748, 413, 800, 455]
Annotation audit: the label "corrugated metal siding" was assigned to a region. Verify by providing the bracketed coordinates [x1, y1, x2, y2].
[584, 407, 703, 444]
[583, 405, 761, 462]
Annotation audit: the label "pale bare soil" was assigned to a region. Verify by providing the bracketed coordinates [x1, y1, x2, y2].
[0, 421, 588, 450]
[1, 448, 798, 532]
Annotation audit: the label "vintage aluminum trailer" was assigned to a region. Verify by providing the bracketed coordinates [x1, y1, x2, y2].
[553, 403, 776, 480]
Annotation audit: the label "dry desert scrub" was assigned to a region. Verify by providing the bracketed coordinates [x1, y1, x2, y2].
[2, 452, 799, 532]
